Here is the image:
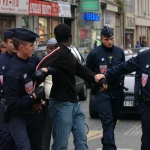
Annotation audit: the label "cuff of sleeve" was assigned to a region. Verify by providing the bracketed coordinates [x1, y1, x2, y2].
[29, 94, 35, 102]
[103, 72, 108, 80]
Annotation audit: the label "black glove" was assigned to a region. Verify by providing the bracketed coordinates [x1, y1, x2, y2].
[97, 78, 107, 89]
[32, 68, 47, 81]
[34, 86, 45, 100]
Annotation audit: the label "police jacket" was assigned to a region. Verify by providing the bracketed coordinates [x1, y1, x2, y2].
[36, 43, 96, 103]
[4, 54, 40, 111]
[86, 44, 125, 86]
[0, 51, 15, 99]
[105, 49, 150, 98]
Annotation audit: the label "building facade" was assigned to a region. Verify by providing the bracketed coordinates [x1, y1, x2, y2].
[123, 0, 135, 49]
[135, 0, 150, 46]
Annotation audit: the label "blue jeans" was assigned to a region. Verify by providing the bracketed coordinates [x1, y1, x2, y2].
[48, 99, 88, 150]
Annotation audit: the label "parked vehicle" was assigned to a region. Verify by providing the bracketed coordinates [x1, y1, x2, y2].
[33, 44, 87, 101]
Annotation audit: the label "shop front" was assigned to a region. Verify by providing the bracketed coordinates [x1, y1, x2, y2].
[124, 13, 135, 49]
[0, 0, 28, 41]
[29, 0, 72, 44]
[77, 12, 101, 58]
[103, 10, 115, 42]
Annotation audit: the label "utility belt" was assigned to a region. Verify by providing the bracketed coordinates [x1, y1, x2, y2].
[107, 83, 123, 91]
[2, 109, 34, 124]
[91, 82, 124, 95]
[136, 91, 150, 105]
[11, 109, 34, 116]
[141, 95, 150, 105]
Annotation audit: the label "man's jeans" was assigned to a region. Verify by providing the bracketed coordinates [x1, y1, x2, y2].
[48, 98, 88, 150]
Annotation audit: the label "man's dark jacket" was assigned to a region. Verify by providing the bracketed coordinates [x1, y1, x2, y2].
[36, 43, 96, 103]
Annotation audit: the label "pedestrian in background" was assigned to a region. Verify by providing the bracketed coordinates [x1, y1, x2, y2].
[0, 41, 7, 54]
[135, 41, 142, 48]
[86, 26, 125, 150]
[0, 29, 17, 150]
[41, 38, 57, 150]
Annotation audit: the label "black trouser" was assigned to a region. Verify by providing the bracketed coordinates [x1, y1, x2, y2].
[0, 100, 16, 150]
[140, 102, 150, 150]
[95, 89, 123, 150]
[9, 112, 42, 150]
[40, 99, 52, 150]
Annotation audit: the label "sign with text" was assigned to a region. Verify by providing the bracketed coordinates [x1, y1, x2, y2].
[80, 0, 100, 12]
[29, 0, 59, 17]
[0, 0, 28, 14]
[82, 13, 100, 21]
[58, 1, 71, 17]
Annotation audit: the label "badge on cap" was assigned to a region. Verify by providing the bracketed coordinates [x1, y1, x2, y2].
[2, 66, 5, 70]
[23, 73, 27, 79]
[141, 73, 148, 87]
[101, 58, 105, 62]
[146, 64, 149, 69]
[99, 65, 107, 73]
[25, 81, 33, 94]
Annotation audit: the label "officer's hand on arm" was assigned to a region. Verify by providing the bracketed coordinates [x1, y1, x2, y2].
[32, 86, 45, 100]
[32, 103, 42, 112]
[94, 74, 108, 92]
[33, 68, 48, 82]
[94, 74, 106, 82]
[97, 78, 108, 92]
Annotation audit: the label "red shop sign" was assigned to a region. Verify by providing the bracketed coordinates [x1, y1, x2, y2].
[79, 29, 90, 39]
[29, 0, 59, 17]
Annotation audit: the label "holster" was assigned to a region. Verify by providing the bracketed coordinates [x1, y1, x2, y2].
[91, 84, 98, 95]
[108, 83, 123, 91]
[141, 95, 150, 105]
[2, 109, 10, 124]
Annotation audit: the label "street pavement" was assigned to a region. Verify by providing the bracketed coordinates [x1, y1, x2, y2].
[50, 90, 141, 150]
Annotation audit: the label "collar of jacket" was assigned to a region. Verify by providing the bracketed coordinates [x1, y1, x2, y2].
[55, 43, 70, 53]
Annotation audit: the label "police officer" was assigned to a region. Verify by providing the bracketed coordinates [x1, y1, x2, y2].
[86, 26, 125, 150]
[95, 48, 150, 150]
[0, 29, 17, 150]
[3, 28, 47, 150]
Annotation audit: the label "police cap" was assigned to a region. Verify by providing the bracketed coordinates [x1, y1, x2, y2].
[101, 26, 113, 38]
[4, 29, 14, 40]
[13, 28, 40, 43]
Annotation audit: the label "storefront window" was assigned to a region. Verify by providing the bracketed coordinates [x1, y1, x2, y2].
[77, 27, 97, 59]
[0, 16, 15, 42]
[51, 19, 61, 38]
[22, 16, 34, 31]
[39, 18, 48, 44]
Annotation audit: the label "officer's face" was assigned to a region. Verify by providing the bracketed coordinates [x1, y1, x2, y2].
[101, 35, 114, 48]
[6, 39, 17, 55]
[22, 42, 35, 58]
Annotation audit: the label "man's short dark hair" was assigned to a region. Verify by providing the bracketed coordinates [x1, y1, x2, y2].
[54, 23, 71, 42]
[13, 38, 28, 50]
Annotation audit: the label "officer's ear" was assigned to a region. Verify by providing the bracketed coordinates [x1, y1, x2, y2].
[18, 44, 24, 51]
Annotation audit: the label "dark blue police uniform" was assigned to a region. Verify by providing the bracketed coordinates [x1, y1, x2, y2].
[0, 29, 16, 150]
[86, 44, 125, 150]
[105, 49, 150, 150]
[3, 28, 42, 150]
